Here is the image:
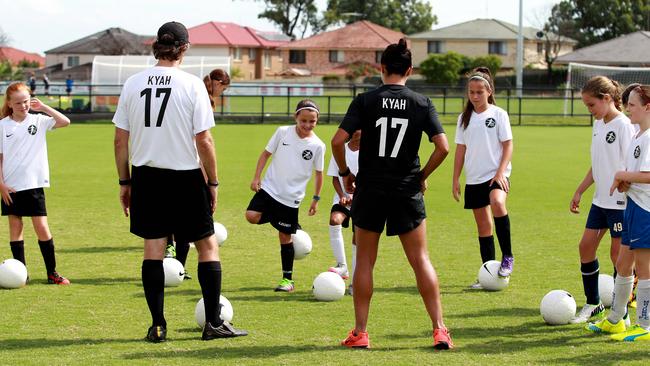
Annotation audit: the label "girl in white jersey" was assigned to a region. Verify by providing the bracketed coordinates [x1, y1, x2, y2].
[326, 130, 360, 293]
[245, 99, 325, 292]
[569, 76, 635, 324]
[604, 85, 650, 342]
[0, 82, 71, 285]
[453, 67, 514, 288]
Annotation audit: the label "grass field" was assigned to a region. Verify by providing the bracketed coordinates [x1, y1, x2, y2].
[0, 123, 647, 365]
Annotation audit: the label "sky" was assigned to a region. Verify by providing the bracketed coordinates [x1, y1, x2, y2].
[1, 0, 562, 55]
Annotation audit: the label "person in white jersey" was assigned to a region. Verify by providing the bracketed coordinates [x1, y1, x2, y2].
[326, 130, 360, 293]
[113, 21, 247, 343]
[0, 82, 70, 285]
[604, 84, 650, 342]
[569, 76, 635, 324]
[245, 99, 325, 293]
[452, 67, 514, 288]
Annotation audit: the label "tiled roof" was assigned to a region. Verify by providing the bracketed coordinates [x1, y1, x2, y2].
[188, 21, 290, 48]
[556, 31, 650, 66]
[280, 21, 405, 50]
[0, 47, 44, 66]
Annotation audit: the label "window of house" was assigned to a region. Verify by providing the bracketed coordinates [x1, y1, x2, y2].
[67, 56, 79, 67]
[264, 51, 271, 69]
[488, 41, 507, 55]
[375, 51, 383, 63]
[329, 50, 344, 63]
[427, 41, 443, 54]
[289, 50, 306, 64]
[537, 42, 544, 54]
[249, 48, 257, 63]
[233, 48, 241, 61]
[277, 49, 283, 61]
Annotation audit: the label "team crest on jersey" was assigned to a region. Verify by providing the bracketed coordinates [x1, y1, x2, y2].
[485, 118, 496, 128]
[302, 150, 313, 160]
[605, 131, 616, 144]
[27, 125, 37, 135]
[634, 145, 641, 158]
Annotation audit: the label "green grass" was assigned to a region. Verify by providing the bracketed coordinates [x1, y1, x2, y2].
[0, 123, 647, 365]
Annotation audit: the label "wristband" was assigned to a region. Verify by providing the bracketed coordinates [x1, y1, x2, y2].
[312, 195, 320, 201]
[338, 167, 351, 177]
[119, 179, 131, 186]
[208, 180, 219, 187]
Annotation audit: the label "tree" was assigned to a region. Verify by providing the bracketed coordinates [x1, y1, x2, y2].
[0, 26, 10, 46]
[322, 0, 436, 35]
[254, 0, 321, 40]
[419, 51, 464, 85]
[545, 0, 650, 48]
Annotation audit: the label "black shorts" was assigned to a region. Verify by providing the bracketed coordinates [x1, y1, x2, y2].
[331, 203, 352, 228]
[130, 165, 214, 243]
[464, 179, 509, 209]
[247, 189, 299, 234]
[1, 188, 47, 216]
[351, 185, 426, 236]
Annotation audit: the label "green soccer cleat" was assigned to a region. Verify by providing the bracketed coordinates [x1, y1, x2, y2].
[610, 324, 650, 342]
[274, 278, 295, 292]
[164, 244, 176, 258]
[586, 318, 626, 334]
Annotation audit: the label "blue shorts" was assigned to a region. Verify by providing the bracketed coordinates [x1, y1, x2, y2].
[585, 204, 623, 238]
[622, 197, 650, 249]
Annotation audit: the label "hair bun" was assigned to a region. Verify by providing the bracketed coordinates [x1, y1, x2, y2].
[474, 66, 490, 74]
[397, 38, 408, 51]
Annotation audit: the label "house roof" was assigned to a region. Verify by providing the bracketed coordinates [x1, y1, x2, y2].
[280, 21, 405, 50]
[187, 21, 290, 48]
[556, 31, 650, 66]
[0, 47, 44, 66]
[45, 28, 151, 55]
[409, 18, 577, 44]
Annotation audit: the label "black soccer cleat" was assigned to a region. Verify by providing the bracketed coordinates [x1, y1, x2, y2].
[202, 321, 248, 340]
[145, 325, 167, 343]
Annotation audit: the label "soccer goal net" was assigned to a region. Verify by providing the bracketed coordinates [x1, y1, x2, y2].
[90, 55, 230, 112]
[564, 62, 650, 115]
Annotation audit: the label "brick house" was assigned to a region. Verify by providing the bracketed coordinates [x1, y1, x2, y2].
[279, 21, 405, 77]
[185, 21, 290, 80]
[0, 47, 44, 66]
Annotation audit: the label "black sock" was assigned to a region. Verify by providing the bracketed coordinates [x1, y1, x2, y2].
[281, 243, 294, 280]
[176, 242, 190, 267]
[581, 259, 600, 305]
[613, 267, 618, 279]
[38, 238, 56, 274]
[198, 261, 222, 326]
[166, 235, 174, 246]
[478, 236, 495, 263]
[142, 260, 166, 327]
[10, 240, 25, 265]
[494, 215, 512, 257]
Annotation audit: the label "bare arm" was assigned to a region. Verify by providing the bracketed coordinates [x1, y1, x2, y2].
[196, 130, 218, 214]
[0, 154, 16, 205]
[490, 139, 513, 193]
[420, 133, 449, 193]
[31, 98, 70, 128]
[452, 144, 466, 202]
[251, 150, 272, 192]
[332, 176, 350, 205]
[570, 168, 594, 214]
[114, 127, 130, 216]
[308, 170, 323, 216]
[610, 171, 650, 195]
[331, 128, 354, 193]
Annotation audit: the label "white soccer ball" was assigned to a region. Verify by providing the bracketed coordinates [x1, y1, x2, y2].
[214, 221, 228, 246]
[478, 260, 510, 291]
[291, 229, 312, 260]
[163, 258, 184, 287]
[195, 295, 234, 327]
[540, 290, 577, 325]
[0, 259, 28, 289]
[599, 274, 615, 307]
[312, 271, 346, 301]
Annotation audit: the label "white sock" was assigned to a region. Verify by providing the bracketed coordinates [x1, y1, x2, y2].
[351, 243, 357, 281]
[637, 279, 650, 330]
[329, 225, 346, 266]
[608, 275, 634, 323]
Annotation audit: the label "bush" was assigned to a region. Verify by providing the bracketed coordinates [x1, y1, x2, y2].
[345, 62, 379, 82]
[419, 51, 464, 85]
[322, 74, 341, 84]
[469, 55, 502, 76]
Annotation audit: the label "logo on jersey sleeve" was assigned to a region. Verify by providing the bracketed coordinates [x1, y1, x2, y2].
[605, 131, 616, 144]
[485, 118, 496, 128]
[634, 145, 641, 158]
[302, 150, 313, 160]
[27, 125, 37, 135]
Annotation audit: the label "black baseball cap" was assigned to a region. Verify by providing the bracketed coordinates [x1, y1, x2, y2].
[157, 21, 189, 46]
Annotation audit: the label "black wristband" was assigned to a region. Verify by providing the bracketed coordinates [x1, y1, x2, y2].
[208, 180, 219, 187]
[312, 195, 320, 201]
[338, 167, 351, 177]
[119, 179, 131, 186]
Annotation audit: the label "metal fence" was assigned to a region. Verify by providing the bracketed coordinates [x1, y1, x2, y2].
[0, 82, 593, 126]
